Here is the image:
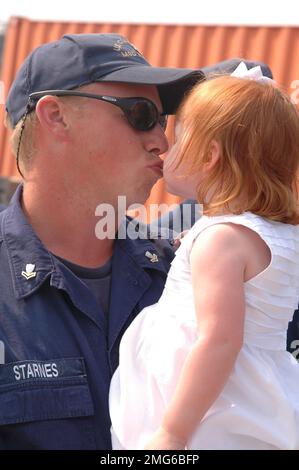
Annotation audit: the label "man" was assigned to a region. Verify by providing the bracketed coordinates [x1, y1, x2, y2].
[0, 33, 205, 450]
[0, 32, 278, 449]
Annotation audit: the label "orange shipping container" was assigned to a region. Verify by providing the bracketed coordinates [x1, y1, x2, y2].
[1, 17, 299, 210]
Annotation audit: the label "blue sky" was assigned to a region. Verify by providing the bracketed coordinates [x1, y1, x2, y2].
[1, 0, 299, 25]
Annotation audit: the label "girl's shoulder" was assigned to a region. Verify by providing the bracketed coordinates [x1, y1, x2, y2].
[181, 211, 299, 259]
[190, 211, 298, 237]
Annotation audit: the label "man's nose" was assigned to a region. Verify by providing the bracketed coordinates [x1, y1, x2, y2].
[148, 125, 169, 155]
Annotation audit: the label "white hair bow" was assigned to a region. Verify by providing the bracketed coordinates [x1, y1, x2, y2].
[231, 61, 275, 84]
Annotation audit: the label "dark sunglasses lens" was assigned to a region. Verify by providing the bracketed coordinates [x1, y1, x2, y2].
[127, 100, 161, 131]
[127, 100, 157, 130]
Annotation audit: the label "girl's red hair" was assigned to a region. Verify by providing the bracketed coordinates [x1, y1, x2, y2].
[176, 76, 299, 224]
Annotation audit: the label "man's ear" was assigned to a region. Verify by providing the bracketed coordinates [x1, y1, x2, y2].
[204, 140, 220, 172]
[35, 96, 68, 139]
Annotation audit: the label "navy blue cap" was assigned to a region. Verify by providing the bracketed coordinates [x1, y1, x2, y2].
[6, 33, 204, 127]
[201, 58, 273, 79]
[6, 32, 273, 129]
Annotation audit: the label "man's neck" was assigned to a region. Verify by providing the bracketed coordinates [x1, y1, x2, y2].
[22, 182, 116, 268]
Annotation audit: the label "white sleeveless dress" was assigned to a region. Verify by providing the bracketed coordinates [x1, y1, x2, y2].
[109, 212, 299, 450]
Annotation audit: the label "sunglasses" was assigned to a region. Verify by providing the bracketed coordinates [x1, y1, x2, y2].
[29, 90, 168, 132]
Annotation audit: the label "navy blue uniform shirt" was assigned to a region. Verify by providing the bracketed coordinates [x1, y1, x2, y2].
[0, 186, 174, 449]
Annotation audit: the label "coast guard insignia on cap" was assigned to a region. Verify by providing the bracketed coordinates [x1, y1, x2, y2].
[21, 264, 37, 280]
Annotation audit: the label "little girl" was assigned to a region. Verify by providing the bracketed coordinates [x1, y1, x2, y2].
[109, 64, 299, 450]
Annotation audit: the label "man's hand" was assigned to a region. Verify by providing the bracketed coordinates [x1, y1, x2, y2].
[173, 230, 189, 249]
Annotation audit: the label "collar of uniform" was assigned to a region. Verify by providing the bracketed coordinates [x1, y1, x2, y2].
[1, 185, 55, 300]
[1, 189, 170, 299]
[116, 217, 171, 274]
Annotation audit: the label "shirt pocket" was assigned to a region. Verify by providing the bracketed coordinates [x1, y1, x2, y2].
[0, 357, 96, 449]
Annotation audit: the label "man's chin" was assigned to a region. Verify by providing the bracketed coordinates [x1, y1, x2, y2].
[126, 187, 153, 208]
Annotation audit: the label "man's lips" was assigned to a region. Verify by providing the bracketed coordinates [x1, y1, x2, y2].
[148, 159, 164, 174]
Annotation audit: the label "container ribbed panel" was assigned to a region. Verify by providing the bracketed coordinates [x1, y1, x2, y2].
[1, 18, 298, 213]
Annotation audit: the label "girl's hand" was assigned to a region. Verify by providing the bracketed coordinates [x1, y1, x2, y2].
[144, 427, 186, 450]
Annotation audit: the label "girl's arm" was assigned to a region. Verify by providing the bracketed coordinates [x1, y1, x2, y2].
[145, 223, 247, 450]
